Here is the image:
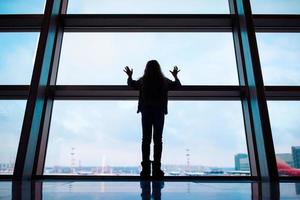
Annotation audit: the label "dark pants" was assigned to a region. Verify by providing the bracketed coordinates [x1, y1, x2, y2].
[141, 109, 165, 162]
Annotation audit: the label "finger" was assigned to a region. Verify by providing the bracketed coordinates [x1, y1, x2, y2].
[177, 69, 181, 72]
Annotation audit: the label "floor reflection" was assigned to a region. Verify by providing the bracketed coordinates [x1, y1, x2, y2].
[0, 181, 11, 199]
[42, 181, 251, 200]
[0, 180, 299, 199]
[140, 181, 164, 200]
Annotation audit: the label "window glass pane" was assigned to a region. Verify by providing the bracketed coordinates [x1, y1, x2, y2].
[0, 33, 39, 85]
[0, 0, 46, 14]
[57, 33, 238, 85]
[67, 0, 229, 14]
[45, 101, 249, 176]
[251, 0, 300, 14]
[0, 101, 26, 175]
[256, 33, 300, 85]
[268, 101, 300, 176]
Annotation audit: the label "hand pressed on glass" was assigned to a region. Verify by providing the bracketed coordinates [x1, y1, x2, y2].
[123, 66, 133, 78]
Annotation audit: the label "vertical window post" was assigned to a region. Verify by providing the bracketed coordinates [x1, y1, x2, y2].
[13, 0, 68, 180]
[229, 0, 278, 181]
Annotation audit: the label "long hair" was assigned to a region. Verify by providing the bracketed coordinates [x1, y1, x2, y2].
[141, 60, 166, 101]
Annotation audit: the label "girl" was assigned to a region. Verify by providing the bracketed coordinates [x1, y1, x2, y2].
[124, 60, 181, 179]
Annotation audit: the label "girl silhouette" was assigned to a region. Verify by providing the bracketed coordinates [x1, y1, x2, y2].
[124, 60, 181, 179]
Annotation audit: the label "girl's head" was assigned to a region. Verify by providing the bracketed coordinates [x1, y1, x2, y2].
[142, 60, 166, 99]
[143, 60, 164, 79]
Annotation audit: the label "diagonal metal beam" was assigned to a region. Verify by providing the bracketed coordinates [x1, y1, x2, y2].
[13, 0, 68, 180]
[229, 0, 278, 181]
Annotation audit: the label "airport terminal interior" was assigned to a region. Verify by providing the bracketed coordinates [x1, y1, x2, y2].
[0, 0, 300, 199]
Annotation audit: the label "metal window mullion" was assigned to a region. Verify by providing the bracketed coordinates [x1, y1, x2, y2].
[230, 0, 259, 178]
[229, 0, 278, 181]
[33, 0, 68, 177]
[13, 0, 68, 180]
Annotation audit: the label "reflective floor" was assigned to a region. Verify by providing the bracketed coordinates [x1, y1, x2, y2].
[0, 181, 299, 199]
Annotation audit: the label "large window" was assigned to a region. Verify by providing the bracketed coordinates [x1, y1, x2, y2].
[0, 101, 26, 175]
[67, 0, 230, 14]
[45, 101, 248, 176]
[1, 0, 299, 181]
[57, 33, 238, 85]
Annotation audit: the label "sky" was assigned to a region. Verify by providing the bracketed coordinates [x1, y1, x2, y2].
[57, 33, 238, 85]
[0, 0, 300, 171]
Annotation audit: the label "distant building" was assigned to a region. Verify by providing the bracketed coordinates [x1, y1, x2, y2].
[276, 153, 294, 167]
[234, 154, 250, 171]
[292, 146, 300, 169]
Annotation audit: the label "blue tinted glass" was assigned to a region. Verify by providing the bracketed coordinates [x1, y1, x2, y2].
[251, 0, 300, 14]
[0, 101, 26, 175]
[0, 33, 39, 85]
[0, 0, 45, 14]
[68, 0, 229, 14]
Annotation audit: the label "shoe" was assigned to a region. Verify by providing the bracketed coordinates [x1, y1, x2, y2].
[152, 161, 164, 180]
[140, 161, 151, 179]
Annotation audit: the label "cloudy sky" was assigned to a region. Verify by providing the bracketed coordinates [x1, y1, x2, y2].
[0, 0, 300, 172]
